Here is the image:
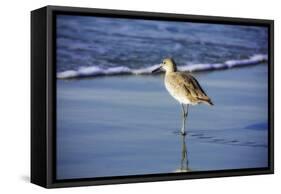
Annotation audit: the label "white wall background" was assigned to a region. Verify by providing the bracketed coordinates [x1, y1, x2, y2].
[0, 0, 278, 193]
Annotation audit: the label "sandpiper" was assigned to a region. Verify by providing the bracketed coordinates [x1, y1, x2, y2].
[152, 58, 213, 135]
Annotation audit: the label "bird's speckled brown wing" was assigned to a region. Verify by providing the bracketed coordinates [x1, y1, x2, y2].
[168, 72, 213, 105]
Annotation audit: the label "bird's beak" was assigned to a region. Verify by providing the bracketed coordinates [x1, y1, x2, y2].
[152, 65, 162, 73]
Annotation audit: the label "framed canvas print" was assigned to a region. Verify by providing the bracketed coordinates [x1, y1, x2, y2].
[31, 5, 274, 188]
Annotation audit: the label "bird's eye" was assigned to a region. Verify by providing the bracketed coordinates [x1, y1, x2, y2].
[163, 62, 166, 64]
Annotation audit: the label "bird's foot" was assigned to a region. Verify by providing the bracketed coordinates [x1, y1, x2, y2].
[172, 130, 187, 136]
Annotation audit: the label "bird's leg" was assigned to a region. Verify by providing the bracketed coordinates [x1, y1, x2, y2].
[185, 104, 189, 133]
[181, 104, 189, 135]
[181, 104, 188, 136]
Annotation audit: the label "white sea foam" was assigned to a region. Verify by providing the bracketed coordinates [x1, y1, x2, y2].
[57, 54, 268, 79]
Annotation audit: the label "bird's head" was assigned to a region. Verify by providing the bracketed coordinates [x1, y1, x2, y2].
[152, 57, 177, 74]
[161, 58, 177, 72]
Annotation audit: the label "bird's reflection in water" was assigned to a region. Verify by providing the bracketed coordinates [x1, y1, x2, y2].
[175, 134, 192, 172]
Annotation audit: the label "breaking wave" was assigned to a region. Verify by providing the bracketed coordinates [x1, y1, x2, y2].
[57, 54, 268, 79]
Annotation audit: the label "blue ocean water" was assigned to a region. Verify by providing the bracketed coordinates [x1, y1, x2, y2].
[56, 15, 268, 78]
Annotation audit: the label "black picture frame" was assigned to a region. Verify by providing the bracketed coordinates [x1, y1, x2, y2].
[31, 5, 274, 188]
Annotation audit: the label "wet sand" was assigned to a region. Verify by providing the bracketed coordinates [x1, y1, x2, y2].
[56, 64, 268, 179]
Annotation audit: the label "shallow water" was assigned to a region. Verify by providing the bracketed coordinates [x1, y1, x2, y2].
[57, 64, 268, 179]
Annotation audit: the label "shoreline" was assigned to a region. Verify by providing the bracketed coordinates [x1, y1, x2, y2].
[57, 54, 268, 79]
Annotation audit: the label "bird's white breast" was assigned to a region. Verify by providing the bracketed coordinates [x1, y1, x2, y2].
[164, 76, 191, 105]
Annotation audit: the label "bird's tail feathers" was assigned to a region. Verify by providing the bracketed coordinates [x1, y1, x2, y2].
[207, 100, 214, 106]
[198, 98, 214, 106]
